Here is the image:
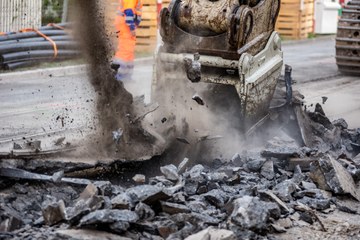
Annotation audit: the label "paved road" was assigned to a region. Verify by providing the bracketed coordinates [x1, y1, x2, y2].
[282, 36, 340, 83]
[282, 36, 360, 128]
[0, 36, 358, 150]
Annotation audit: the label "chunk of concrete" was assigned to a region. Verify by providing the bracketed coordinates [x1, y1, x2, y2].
[0, 216, 23, 232]
[160, 164, 179, 181]
[161, 201, 191, 215]
[301, 181, 317, 190]
[260, 160, 275, 180]
[310, 156, 360, 201]
[126, 185, 171, 205]
[230, 196, 280, 232]
[79, 209, 139, 226]
[111, 192, 133, 209]
[56, 229, 131, 240]
[42, 199, 66, 225]
[66, 195, 104, 225]
[185, 227, 236, 240]
[79, 184, 98, 200]
[202, 189, 228, 208]
[261, 137, 301, 159]
[135, 202, 155, 220]
[258, 190, 290, 214]
[273, 180, 298, 202]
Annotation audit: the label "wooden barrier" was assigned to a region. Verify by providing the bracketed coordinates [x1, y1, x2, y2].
[276, 0, 315, 40]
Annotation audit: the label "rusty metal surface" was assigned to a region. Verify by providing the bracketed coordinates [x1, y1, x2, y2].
[160, 0, 280, 60]
[152, 32, 282, 134]
[336, 0, 360, 75]
[177, 0, 238, 35]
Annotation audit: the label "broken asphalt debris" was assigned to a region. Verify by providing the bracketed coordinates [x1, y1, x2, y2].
[1, 104, 360, 239]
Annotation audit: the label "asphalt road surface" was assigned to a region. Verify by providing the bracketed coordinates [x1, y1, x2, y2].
[0, 36, 358, 151]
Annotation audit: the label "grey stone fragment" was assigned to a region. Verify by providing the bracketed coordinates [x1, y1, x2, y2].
[309, 157, 360, 201]
[230, 196, 280, 232]
[161, 201, 191, 214]
[294, 189, 332, 200]
[131, 221, 157, 235]
[167, 222, 195, 239]
[333, 118, 348, 130]
[292, 165, 306, 184]
[258, 190, 290, 214]
[42, 199, 66, 226]
[298, 196, 331, 210]
[298, 211, 314, 224]
[52, 170, 64, 182]
[202, 189, 228, 208]
[172, 192, 186, 203]
[273, 180, 298, 202]
[135, 202, 155, 220]
[187, 164, 205, 179]
[149, 176, 174, 187]
[226, 173, 241, 185]
[187, 201, 207, 213]
[142, 231, 165, 240]
[160, 164, 179, 181]
[126, 185, 171, 204]
[208, 172, 228, 182]
[79, 184, 98, 200]
[301, 181, 317, 190]
[260, 160, 275, 180]
[353, 153, 360, 166]
[184, 227, 236, 240]
[111, 192, 133, 209]
[154, 219, 179, 238]
[336, 199, 359, 214]
[0, 216, 23, 232]
[271, 223, 287, 233]
[79, 209, 139, 226]
[93, 181, 113, 196]
[66, 195, 104, 225]
[178, 158, 189, 173]
[276, 217, 293, 229]
[231, 153, 244, 167]
[56, 229, 131, 240]
[245, 158, 266, 172]
[192, 212, 221, 225]
[261, 137, 301, 159]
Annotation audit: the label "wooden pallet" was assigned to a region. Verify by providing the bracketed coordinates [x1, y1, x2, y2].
[276, 0, 315, 40]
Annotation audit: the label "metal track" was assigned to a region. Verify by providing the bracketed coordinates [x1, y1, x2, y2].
[336, 0, 360, 75]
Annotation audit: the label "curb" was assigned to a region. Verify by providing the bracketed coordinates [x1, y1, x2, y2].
[0, 56, 155, 82]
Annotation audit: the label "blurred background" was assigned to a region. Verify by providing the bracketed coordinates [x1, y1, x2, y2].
[0, 0, 348, 70]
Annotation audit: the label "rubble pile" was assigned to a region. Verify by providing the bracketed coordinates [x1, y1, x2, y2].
[1, 105, 360, 240]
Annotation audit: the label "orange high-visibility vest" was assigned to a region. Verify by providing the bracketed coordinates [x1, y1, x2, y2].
[117, 0, 142, 20]
[114, 0, 143, 69]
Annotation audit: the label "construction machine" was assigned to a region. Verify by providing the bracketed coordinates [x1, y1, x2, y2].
[0, 0, 288, 162]
[148, 0, 284, 156]
[336, 0, 360, 75]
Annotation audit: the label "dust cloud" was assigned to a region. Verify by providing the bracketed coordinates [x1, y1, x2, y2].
[148, 59, 252, 163]
[72, 0, 158, 160]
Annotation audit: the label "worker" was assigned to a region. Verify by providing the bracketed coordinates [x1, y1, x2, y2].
[112, 0, 142, 81]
